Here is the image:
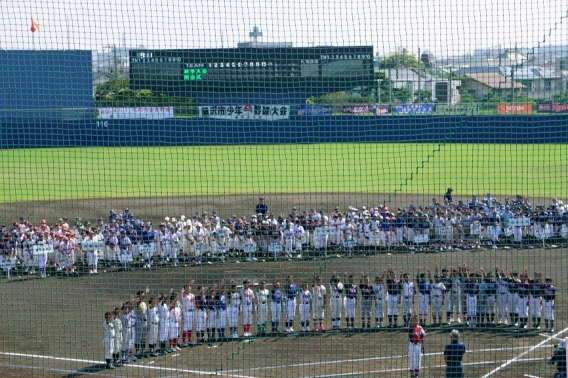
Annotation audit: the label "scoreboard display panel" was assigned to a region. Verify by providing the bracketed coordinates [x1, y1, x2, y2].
[129, 46, 374, 93]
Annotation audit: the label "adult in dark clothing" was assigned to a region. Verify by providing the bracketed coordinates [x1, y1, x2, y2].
[549, 340, 567, 378]
[444, 188, 454, 203]
[444, 329, 466, 378]
[255, 197, 268, 215]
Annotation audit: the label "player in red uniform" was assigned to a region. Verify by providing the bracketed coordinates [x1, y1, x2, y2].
[408, 315, 426, 377]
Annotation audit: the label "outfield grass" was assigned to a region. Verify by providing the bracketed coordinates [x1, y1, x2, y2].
[0, 143, 566, 202]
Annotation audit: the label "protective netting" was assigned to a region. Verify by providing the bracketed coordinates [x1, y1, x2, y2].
[1, 1, 568, 377]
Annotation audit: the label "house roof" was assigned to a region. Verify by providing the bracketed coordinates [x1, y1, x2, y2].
[381, 68, 431, 82]
[465, 73, 524, 89]
[511, 66, 563, 80]
[454, 66, 508, 76]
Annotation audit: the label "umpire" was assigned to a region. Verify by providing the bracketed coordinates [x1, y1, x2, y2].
[444, 329, 466, 377]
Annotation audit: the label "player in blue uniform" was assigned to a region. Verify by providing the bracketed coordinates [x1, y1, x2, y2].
[270, 281, 283, 333]
[141, 223, 156, 269]
[284, 276, 299, 332]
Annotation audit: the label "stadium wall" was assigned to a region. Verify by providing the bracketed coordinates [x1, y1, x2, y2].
[1, 115, 567, 148]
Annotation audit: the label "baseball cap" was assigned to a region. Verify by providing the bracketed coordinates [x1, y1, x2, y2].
[259, 197, 264, 200]
[447, 187, 453, 191]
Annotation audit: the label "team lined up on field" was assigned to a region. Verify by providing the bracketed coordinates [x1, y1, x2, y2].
[100, 264, 557, 369]
[1, 193, 567, 278]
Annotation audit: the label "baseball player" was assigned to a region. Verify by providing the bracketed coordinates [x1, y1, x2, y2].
[141, 223, 156, 269]
[312, 276, 327, 332]
[84, 231, 98, 275]
[195, 286, 207, 343]
[543, 277, 556, 332]
[103, 312, 116, 369]
[417, 272, 431, 326]
[270, 280, 283, 332]
[112, 307, 123, 366]
[299, 282, 313, 331]
[507, 270, 521, 326]
[430, 273, 446, 327]
[283, 224, 294, 259]
[330, 273, 344, 329]
[180, 284, 195, 346]
[386, 268, 402, 327]
[401, 272, 416, 328]
[241, 280, 255, 336]
[206, 286, 217, 341]
[284, 276, 299, 332]
[481, 270, 497, 326]
[228, 283, 241, 338]
[464, 273, 479, 328]
[170, 226, 181, 266]
[147, 297, 160, 357]
[158, 224, 171, 265]
[256, 280, 270, 335]
[268, 224, 283, 261]
[344, 274, 358, 330]
[517, 273, 530, 329]
[135, 289, 149, 357]
[373, 273, 386, 327]
[121, 303, 136, 364]
[343, 219, 356, 257]
[439, 266, 457, 324]
[359, 274, 373, 329]
[158, 295, 171, 354]
[408, 315, 426, 378]
[528, 269, 544, 330]
[215, 284, 227, 339]
[293, 220, 305, 259]
[495, 267, 510, 325]
[168, 295, 181, 351]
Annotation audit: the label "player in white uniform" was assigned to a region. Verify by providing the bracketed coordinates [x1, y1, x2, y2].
[146, 298, 160, 356]
[168, 296, 181, 351]
[543, 277, 556, 332]
[180, 285, 195, 346]
[284, 276, 299, 332]
[158, 224, 171, 265]
[401, 272, 416, 328]
[430, 274, 446, 326]
[299, 283, 313, 331]
[111, 307, 123, 367]
[158, 296, 171, 354]
[170, 226, 181, 266]
[256, 280, 270, 335]
[241, 280, 255, 336]
[228, 284, 241, 338]
[293, 221, 305, 259]
[329, 273, 344, 329]
[343, 219, 356, 257]
[192, 225, 206, 265]
[283, 224, 294, 259]
[312, 276, 327, 332]
[103, 312, 116, 369]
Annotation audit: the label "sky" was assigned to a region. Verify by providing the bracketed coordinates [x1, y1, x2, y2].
[1, 0, 567, 57]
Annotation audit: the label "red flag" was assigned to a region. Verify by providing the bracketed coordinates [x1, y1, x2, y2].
[30, 19, 39, 33]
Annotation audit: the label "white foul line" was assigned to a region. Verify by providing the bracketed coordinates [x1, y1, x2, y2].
[481, 327, 568, 378]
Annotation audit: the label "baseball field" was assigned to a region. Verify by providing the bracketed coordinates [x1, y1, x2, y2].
[0, 142, 567, 378]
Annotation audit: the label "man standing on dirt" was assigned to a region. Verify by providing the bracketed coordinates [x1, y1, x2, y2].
[256, 197, 268, 216]
[444, 329, 466, 377]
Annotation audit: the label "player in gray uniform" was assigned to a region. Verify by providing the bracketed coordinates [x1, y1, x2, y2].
[373, 272, 386, 327]
[135, 289, 149, 358]
[329, 273, 344, 329]
[494, 267, 509, 324]
[401, 272, 415, 328]
[437, 266, 454, 324]
[430, 274, 446, 327]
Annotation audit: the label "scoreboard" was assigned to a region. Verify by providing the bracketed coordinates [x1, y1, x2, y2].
[129, 46, 374, 93]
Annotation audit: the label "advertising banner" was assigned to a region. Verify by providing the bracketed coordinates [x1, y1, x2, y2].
[99, 107, 174, 119]
[436, 104, 479, 115]
[297, 104, 333, 115]
[537, 102, 568, 113]
[497, 104, 532, 114]
[342, 105, 374, 115]
[199, 105, 290, 120]
[375, 104, 392, 115]
[395, 104, 434, 114]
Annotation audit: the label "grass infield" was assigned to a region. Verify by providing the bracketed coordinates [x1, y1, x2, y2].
[0, 143, 566, 202]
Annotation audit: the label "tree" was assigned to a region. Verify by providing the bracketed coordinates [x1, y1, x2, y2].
[393, 87, 412, 103]
[458, 93, 476, 104]
[551, 90, 568, 103]
[379, 53, 425, 69]
[95, 78, 198, 116]
[375, 72, 393, 103]
[413, 90, 432, 103]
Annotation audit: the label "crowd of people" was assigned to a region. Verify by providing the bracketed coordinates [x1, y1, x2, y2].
[100, 265, 556, 376]
[1, 192, 567, 278]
